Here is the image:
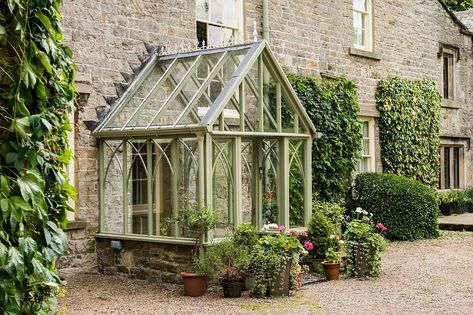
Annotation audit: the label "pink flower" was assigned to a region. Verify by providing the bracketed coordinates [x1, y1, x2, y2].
[303, 241, 314, 251]
[289, 230, 298, 236]
[376, 223, 387, 232]
[299, 231, 308, 237]
[277, 225, 286, 232]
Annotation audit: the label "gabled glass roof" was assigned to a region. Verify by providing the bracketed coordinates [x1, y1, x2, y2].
[94, 41, 317, 138]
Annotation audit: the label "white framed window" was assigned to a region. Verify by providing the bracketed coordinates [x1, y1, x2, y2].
[439, 144, 464, 190]
[356, 117, 376, 173]
[196, 0, 243, 47]
[353, 0, 373, 51]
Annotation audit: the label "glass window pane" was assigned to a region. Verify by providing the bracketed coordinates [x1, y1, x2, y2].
[103, 140, 125, 234]
[241, 141, 254, 225]
[152, 140, 174, 237]
[354, 0, 366, 11]
[128, 141, 149, 235]
[262, 140, 279, 225]
[213, 139, 234, 238]
[454, 147, 460, 189]
[196, 0, 209, 21]
[363, 121, 369, 137]
[208, 25, 234, 47]
[210, 0, 237, 27]
[363, 139, 370, 155]
[289, 140, 304, 228]
[444, 147, 450, 189]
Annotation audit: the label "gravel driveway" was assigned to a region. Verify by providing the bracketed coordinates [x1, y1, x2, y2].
[59, 231, 473, 314]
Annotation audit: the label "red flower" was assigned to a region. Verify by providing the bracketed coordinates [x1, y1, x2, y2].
[376, 223, 387, 232]
[303, 241, 314, 251]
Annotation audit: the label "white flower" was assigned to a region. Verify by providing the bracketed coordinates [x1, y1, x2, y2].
[330, 234, 336, 239]
[355, 207, 363, 213]
[268, 223, 278, 229]
[370, 213, 373, 217]
[362, 210, 368, 215]
[339, 240, 345, 244]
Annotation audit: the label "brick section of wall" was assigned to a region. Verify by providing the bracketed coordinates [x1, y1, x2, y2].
[96, 239, 192, 283]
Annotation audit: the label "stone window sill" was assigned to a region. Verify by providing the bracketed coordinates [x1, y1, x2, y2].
[349, 47, 381, 61]
[441, 99, 461, 109]
[67, 220, 87, 231]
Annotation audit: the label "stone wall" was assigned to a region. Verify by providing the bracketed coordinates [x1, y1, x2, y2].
[96, 238, 192, 283]
[59, 0, 473, 271]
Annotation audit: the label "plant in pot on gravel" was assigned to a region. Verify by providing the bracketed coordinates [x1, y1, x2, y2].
[249, 226, 312, 297]
[344, 207, 387, 278]
[322, 247, 342, 280]
[215, 239, 251, 298]
[178, 203, 220, 297]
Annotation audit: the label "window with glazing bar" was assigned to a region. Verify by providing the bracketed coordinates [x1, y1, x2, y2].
[353, 0, 373, 51]
[196, 0, 242, 47]
[439, 144, 464, 190]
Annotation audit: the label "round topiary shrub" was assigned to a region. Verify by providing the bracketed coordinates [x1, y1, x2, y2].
[353, 173, 439, 241]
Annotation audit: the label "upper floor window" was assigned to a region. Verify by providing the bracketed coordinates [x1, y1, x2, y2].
[353, 0, 373, 51]
[196, 0, 243, 47]
[442, 52, 454, 99]
[356, 117, 376, 173]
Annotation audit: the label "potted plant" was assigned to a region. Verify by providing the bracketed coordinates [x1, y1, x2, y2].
[178, 203, 220, 297]
[232, 224, 259, 291]
[248, 225, 313, 297]
[344, 207, 387, 278]
[322, 247, 341, 280]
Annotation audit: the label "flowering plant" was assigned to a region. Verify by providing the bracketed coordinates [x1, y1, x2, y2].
[344, 207, 387, 278]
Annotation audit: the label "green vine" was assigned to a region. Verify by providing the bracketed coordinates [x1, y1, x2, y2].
[0, 1, 75, 313]
[287, 73, 362, 203]
[375, 77, 441, 188]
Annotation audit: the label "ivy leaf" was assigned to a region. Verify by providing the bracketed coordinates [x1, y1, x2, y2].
[7, 247, 23, 270]
[10, 116, 31, 139]
[38, 51, 52, 74]
[13, 99, 30, 116]
[0, 242, 7, 265]
[35, 12, 55, 37]
[0, 176, 11, 196]
[11, 196, 32, 212]
[17, 169, 44, 202]
[19, 237, 37, 257]
[0, 198, 12, 218]
[0, 25, 5, 35]
[21, 62, 37, 88]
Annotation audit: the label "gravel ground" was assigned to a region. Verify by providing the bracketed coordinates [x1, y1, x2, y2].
[59, 231, 473, 315]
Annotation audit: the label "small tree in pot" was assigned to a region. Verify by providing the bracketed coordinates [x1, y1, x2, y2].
[178, 203, 220, 297]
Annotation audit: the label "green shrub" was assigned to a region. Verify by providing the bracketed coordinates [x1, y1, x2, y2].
[353, 173, 439, 241]
[438, 190, 469, 208]
[376, 78, 441, 188]
[287, 73, 362, 202]
[308, 201, 343, 258]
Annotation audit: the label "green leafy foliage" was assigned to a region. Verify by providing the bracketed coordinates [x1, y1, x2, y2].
[307, 201, 344, 258]
[344, 209, 387, 278]
[445, 0, 473, 11]
[287, 73, 362, 202]
[376, 78, 441, 188]
[353, 173, 439, 241]
[0, 1, 75, 313]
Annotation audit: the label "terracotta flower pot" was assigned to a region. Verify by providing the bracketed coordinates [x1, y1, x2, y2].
[297, 271, 304, 289]
[322, 262, 341, 281]
[180, 272, 207, 297]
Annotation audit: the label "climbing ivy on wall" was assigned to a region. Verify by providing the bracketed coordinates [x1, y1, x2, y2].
[445, 0, 473, 12]
[0, 1, 75, 313]
[287, 73, 362, 203]
[375, 77, 441, 188]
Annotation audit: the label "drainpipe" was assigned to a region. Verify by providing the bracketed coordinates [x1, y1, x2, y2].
[263, 0, 269, 41]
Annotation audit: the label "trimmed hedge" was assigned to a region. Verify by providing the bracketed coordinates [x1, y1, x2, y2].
[353, 173, 439, 241]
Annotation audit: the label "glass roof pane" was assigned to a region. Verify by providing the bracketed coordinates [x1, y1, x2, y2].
[96, 42, 316, 137]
